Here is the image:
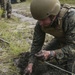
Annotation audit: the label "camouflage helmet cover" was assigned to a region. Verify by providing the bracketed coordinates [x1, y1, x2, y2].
[30, 0, 61, 20]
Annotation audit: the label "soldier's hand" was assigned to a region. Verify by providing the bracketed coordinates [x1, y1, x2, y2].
[35, 50, 50, 60]
[24, 63, 33, 75]
[35, 50, 56, 60]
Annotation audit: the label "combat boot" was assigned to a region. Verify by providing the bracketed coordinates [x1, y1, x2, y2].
[7, 13, 11, 18]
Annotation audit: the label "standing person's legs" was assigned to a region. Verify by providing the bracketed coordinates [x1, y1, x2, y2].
[1, 0, 7, 18]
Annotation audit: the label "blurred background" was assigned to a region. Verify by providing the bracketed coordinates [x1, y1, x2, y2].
[10, 0, 75, 4]
[60, 0, 75, 4]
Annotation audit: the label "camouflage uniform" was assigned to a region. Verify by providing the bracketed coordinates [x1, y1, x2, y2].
[28, 5, 75, 75]
[1, 0, 12, 18]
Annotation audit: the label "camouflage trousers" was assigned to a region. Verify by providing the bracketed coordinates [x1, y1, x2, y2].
[1, 0, 12, 18]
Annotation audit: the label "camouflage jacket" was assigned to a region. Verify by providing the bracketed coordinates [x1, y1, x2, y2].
[29, 8, 75, 63]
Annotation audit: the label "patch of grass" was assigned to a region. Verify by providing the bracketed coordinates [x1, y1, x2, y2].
[0, 20, 9, 30]
[0, 17, 31, 57]
[9, 39, 30, 56]
[60, 0, 75, 4]
[0, 9, 3, 17]
[11, 16, 21, 23]
[27, 0, 75, 4]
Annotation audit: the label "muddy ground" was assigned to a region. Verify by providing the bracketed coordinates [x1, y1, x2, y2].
[11, 1, 75, 75]
[0, 1, 53, 75]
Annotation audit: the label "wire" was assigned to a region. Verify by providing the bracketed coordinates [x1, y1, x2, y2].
[45, 61, 75, 75]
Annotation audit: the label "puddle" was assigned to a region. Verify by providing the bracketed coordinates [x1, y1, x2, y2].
[12, 9, 37, 25]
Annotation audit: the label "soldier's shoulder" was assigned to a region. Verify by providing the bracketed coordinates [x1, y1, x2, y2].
[63, 8, 75, 32]
[68, 8, 75, 20]
[63, 8, 75, 26]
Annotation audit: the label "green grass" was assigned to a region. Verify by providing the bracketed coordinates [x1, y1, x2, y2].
[0, 9, 3, 17]
[28, 0, 75, 4]
[60, 0, 75, 4]
[0, 16, 30, 57]
[0, 1, 33, 58]
[0, 0, 74, 58]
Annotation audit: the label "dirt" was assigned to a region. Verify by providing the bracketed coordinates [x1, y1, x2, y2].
[0, 1, 53, 75]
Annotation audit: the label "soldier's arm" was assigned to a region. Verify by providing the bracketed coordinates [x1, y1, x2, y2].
[29, 21, 45, 63]
[55, 10, 75, 60]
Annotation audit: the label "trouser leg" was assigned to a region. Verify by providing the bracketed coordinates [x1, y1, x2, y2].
[72, 61, 75, 75]
[1, 0, 7, 18]
[66, 59, 75, 75]
[7, 0, 12, 18]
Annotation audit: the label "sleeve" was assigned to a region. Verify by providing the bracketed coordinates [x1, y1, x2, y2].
[55, 10, 75, 60]
[29, 21, 45, 63]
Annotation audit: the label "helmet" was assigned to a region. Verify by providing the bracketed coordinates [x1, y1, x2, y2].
[30, 0, 61, 20]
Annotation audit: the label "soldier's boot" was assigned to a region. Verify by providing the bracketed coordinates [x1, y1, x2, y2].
[7, 12, 11, 18]
[7, 2, 12, 19]
[7, 6, 12, 19]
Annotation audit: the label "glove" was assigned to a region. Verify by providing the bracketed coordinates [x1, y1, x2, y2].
[35, 50, 56, 60]
[35, 50, 50, 60]
[24, 63, 33, 75]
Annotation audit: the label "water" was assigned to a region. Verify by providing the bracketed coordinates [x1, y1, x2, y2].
[12, 9, 37, 25]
